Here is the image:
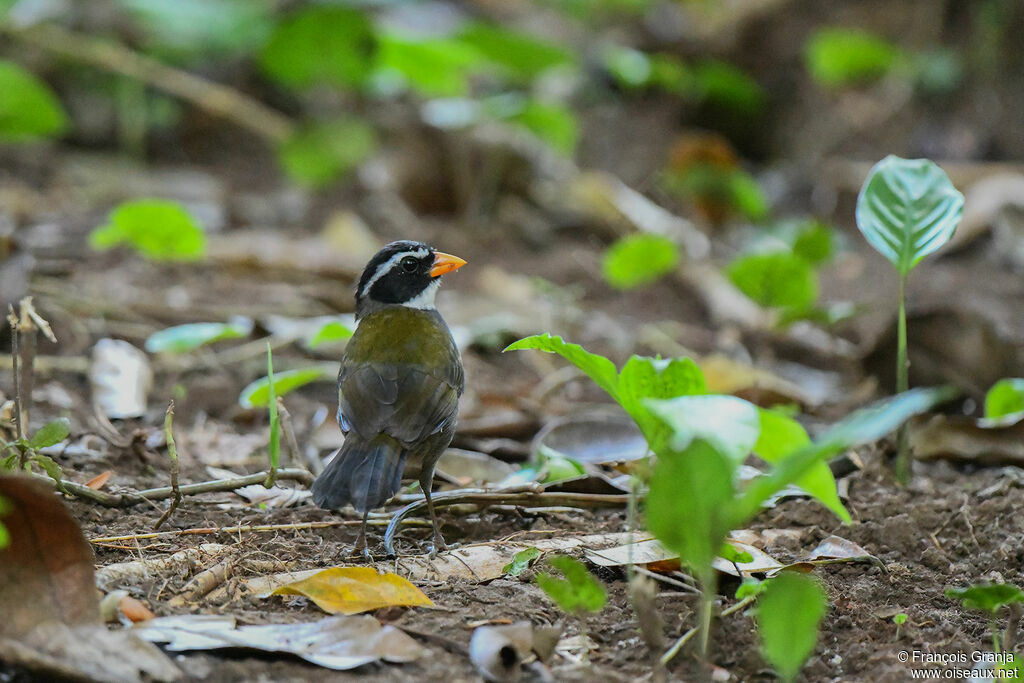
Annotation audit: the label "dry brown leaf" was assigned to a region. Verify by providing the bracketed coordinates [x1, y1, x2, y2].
[808, 535, 871, 561]
[118, 596, 156, 623]
[0, 475, 99, 637]
[266, 567, 433, 615]
[583, 535, 783, 577]
[84, 471, 112, 490]
[910, 414, 1024, 466]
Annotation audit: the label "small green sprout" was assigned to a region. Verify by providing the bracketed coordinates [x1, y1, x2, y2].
[503, 547, 541, 577]
[90, 199, 206, 262]
[893, 612, 907, 640]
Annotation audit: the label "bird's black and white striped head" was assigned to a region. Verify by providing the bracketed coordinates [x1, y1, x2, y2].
[355, 241, 466, 317]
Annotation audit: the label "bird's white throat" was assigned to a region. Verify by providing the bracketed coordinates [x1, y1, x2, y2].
[402, 278, 440, 310]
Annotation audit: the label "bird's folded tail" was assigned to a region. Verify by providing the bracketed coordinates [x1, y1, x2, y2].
[311, 434, 406, 513]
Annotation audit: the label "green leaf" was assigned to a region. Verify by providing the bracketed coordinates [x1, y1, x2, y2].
[145, 319, 253, 354]
[646, 395, 759, 463]
[90, 199, 205, 261]
[727, 252, 818, 311]
[984, 378, 1024, 419]
[755, 410, 850, 523]
[457, 23, 573, 81]
[30, 453, 64, 484]
[604, 46, 652, 88]
[0, 496, 9, 550]
[757, 573, 827, 682]
[506, 99, 577, 154]
[376, 34, 481, 97]
[117, 0, 273, 61]
[805, 28, 900, 88]
[719, 543, 753, 565]
[945, 584, 1024, 615]
[792, 221, 836, 265]
[259, 6, 375, 90]
[602, 234, 679, 289]
[618, 356, 706, 449]
[239, 366, 335, 409]
[503, 547, 541, 577]
[892, 613, 907, 625]
[537, 453, 586, 483]
[732, 386, 957, 527]
[504, 334, 619, 400]
[28, 418, 70, 450]
[736, 577, 765, 600]
[647, 439, 734, 586]
[856, 156, 963, 276]
[278, 119, 377, 189]
[535, 555, 606, 614]
[692, 60, 764, 116]
[308, 320, 354, 348]
[0, 60, 68, 142]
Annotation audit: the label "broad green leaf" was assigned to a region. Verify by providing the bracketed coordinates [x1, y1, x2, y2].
[646, 395, 759, 463]
[145, 319, 253, 354]
[90, 199, 205, 261]
[945, 583, 1024, 615]
[805, 28, 900, 87]
[268, 566, 433, 614]
[855, 156, 964, 276]
[28, 418, 70, 449]
[260, 7, 375, 90]
[647, 439, 734, 586]
[0, 60, 68, 141]
[618, 356, 706, 449]
[736, 576, 765, 600]
[757, 573, 827, 682]
[602, 234, 679, 289]
[239, 365, 335, 409]
[792, 221, 836, 265]
[375, 35, 481, 97]
[308, 320, 354, 348]
[727, 252, 817, 311]
[502, 547, 540, 577]
[604, 46, 651, 88]
[537, 453, 585, 483]
[536, 555, 606, 614]
[984, 378, 1024, 419]
[692, 60, 764, 115]
[277, 119, 377, 189]
[117, 0, 273, 61]
[504, 334, 619, 399]
[506, 99, 577, 154]
[457, 23, 573, 81]
[732, 386, 957, 526]
[755, 410, 850, 523]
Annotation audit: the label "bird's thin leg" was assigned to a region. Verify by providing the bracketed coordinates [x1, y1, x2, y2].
[349, 510, 372, 562]
[419, 472, 447, 555]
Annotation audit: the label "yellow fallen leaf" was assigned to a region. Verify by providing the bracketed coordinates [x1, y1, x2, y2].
[268, 567, 433, 615]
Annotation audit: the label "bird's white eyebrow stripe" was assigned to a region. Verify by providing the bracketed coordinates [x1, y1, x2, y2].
[358, 247, 430, 298]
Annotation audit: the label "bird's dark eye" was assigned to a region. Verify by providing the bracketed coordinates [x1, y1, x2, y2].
[400, 256, 418, 273]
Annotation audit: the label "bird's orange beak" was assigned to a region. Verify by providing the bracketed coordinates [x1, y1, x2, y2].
[430, 251, 467, 277]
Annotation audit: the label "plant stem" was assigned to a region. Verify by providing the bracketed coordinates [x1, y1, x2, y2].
[894, 273, 912, 484]
[6, 307, 24, 455]
[154, 402, 181, 530]
[661, 594, 754, 666]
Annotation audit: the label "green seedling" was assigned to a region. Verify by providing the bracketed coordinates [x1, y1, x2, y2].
[0, 495, 9, 549]
[0, 59, 68, 141]
[503, 547, 541, 577]
[90, 199, 206, 262]
[1, 417, 70, 486]
[856, 156, 963, 483]
[893, 613, 907, 640]
[238, 364, 335, 409]
[946, 583, 1024, 657]
[756, 573, 827, 683]
[984, 378, 1024, 421]
[264, 343, 280, 488]
[308, 319, 354, 348]
[145, 318, 254, 354]
[805, 28, 902, 88]
[602, 234, 679, 290]
[536, 555, 607, 660]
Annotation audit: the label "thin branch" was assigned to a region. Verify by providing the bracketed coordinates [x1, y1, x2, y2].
[89, 518, 424, 546]
[660, 595, 755, 667]
[2, 22, 294, 142]
[384, 487, 629, 556]
[6, 306, 24, 448]
[31, 467, 315, 507]
[276, 399, 304, 470]
[153, 402, 180, 530]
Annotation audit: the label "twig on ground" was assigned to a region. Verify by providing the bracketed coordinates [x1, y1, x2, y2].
[31, 467, 314, 507]
[153, 403, 180, 530]
[6, 306, 23, 449]
[89, 518, 420, 546]
[1, 22, 294, 142]
[384, 486, 629, 556]
[276, 399, 303, 469]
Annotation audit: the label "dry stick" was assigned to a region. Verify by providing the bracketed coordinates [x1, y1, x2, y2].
[6, 306, 23, 450]
[30, 467, 314, 507]
[383, 487, 629, 556]
[660, 594, 756, 667]
[2, 22, 294, 143]
[276, 399, 303, 470]
[153, 402, 181, 530]
[90, 519, 424, 545]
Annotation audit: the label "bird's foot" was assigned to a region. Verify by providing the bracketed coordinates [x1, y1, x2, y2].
[345, 543, 374, 563]
[426, 535, 456, 558]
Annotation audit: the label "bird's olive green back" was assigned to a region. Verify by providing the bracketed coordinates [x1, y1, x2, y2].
[344, 306, 457, 369]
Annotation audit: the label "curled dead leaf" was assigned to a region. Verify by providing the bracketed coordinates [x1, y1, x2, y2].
[84, 471, 112, 490]
[266, 567, 433, 615]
